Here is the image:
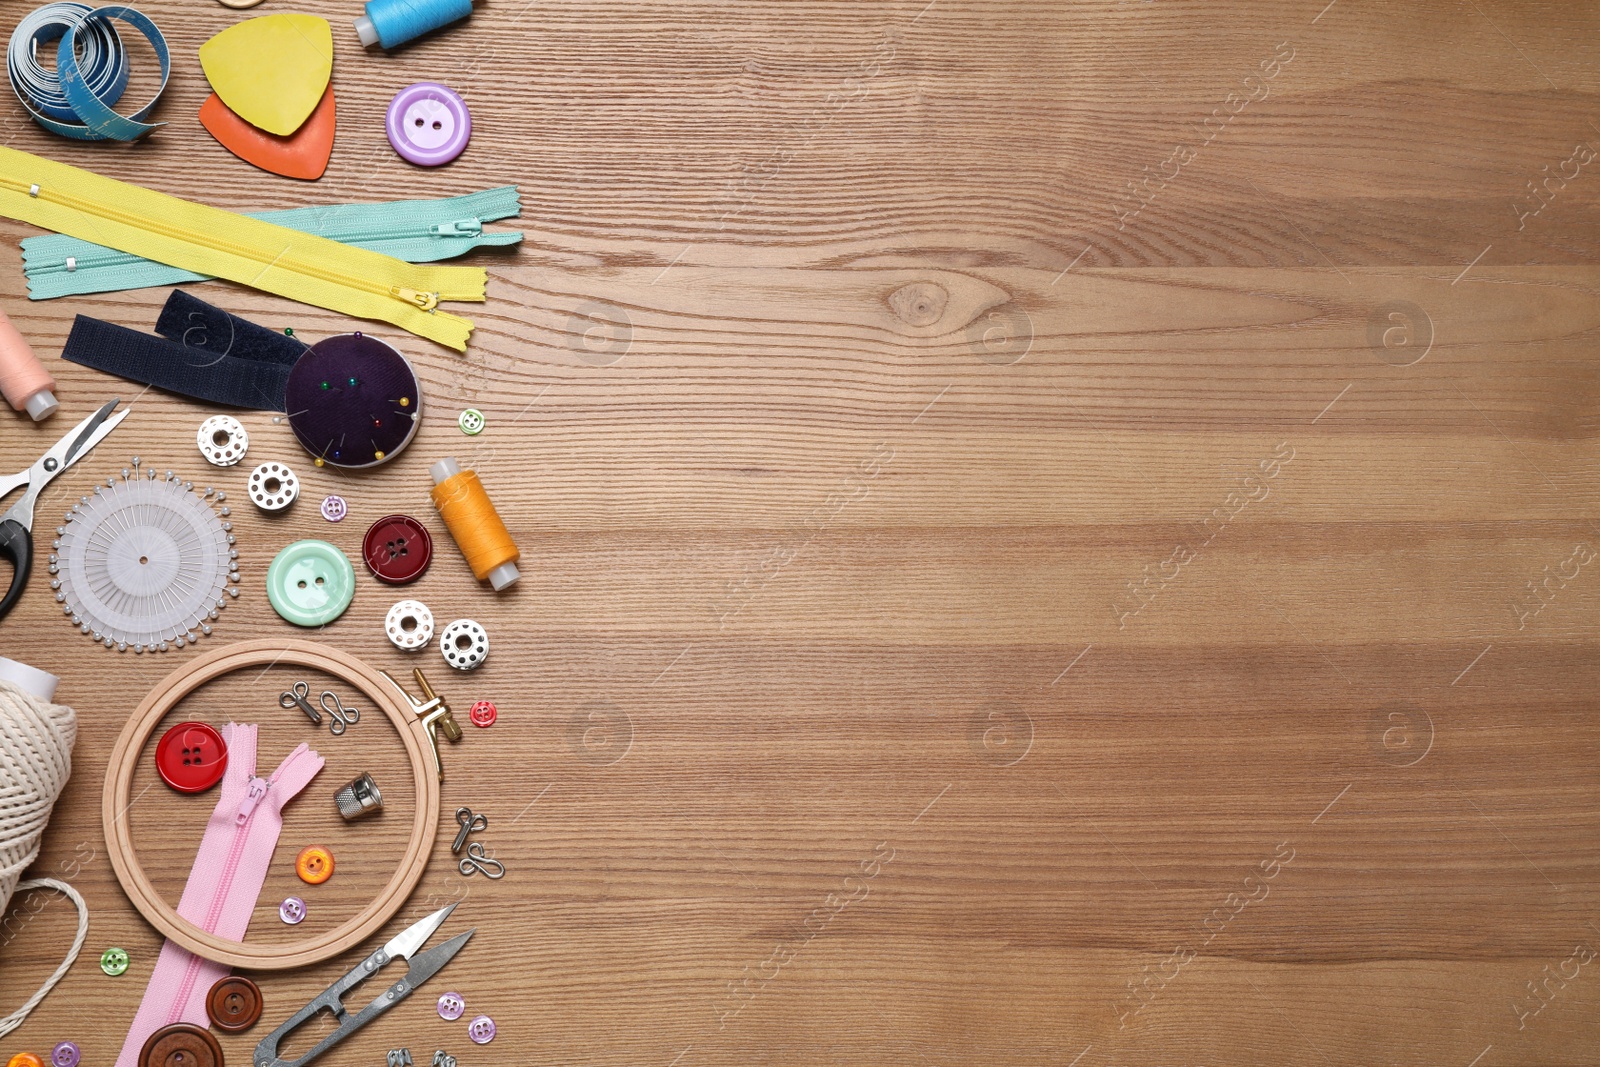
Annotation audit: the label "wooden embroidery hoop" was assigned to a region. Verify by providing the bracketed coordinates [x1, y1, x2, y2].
[102, 639, 440, 970]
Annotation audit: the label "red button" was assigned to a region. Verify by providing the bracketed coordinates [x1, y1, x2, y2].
[154, 722, 228, 794]
[469, 700, 497, 727]
[362, 514, 433, 585]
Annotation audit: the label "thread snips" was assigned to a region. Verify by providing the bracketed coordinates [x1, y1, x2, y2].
[254, 904, 473, 1067]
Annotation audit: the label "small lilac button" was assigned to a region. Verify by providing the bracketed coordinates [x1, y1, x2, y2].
[467, 1014, 496, 1044]
[52, 1042, 81, 1067]
[437, 991, 466, 1020]
[386, 83, 471, 167]
[320, 495, 347, 522]
[279, 896, 307, 924]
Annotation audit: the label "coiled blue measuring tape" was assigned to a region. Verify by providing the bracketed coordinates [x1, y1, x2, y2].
[6, 3, 169, 141]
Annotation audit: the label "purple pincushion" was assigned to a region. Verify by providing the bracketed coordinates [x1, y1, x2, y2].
[284, 333, 422, 469]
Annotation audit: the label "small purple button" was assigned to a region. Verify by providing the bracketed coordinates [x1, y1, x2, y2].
[467, 1014, 496, 1044]
[437, 991, 466, 1020]
[386, 83, 471, 167]
[279, 896, 307, 924]
[320, 495, 347, 522]
[52, 1042, 81, 1067]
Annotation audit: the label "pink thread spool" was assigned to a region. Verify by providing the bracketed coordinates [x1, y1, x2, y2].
[0, 307, 57, 420]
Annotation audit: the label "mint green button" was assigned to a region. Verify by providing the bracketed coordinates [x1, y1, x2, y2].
[266, 540, 356, 627]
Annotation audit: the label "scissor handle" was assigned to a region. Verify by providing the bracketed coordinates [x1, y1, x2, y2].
[0, 518, 32, 622]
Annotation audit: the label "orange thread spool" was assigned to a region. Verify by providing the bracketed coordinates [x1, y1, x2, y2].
[429, 458, 520, 590]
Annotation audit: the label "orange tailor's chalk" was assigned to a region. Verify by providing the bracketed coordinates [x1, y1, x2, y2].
[200, 88, 335, 181]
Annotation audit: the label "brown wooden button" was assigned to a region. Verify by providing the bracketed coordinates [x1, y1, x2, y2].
[207, 974, 263, 1032]
[139, 1023, 223, 1067]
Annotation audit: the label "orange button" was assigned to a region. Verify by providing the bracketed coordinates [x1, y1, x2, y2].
[295, 845, 335, 884]
[9, 1054, 45, 1067]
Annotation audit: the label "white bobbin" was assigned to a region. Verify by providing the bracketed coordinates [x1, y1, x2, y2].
[247, 462, 299, 512]
[385, 600, 435, 651]
[439, 619, 488, 671]
[197, 416, 249, 467]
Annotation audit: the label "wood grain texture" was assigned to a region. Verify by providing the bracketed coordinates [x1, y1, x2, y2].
[2, 0, 1598, 1064]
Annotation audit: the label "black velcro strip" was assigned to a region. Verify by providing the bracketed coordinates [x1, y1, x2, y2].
[61, 315, 293, 410]
[154, 290, 309, 368]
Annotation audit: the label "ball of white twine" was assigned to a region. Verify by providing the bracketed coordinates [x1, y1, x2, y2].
[0, 678, 86, 1039]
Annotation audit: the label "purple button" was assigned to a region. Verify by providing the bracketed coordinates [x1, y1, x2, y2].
[279, 896, 307, 924]
[467, 1014, 496, 1044]
[52, 1042, 81, 1067]
[320, 495, 347, 522]
[386, 83, 471, 167]
[437, 991, 466, 1020]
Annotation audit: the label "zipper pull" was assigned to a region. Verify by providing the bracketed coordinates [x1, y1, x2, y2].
[237, 776, 271, 824]
[427, 218, 483, 237]
[390, 286, 440, 312]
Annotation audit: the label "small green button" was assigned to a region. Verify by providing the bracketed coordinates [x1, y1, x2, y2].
[458, 408, 485, 435]
[266, 540, 356, 627]
[100, 947, 129, 975]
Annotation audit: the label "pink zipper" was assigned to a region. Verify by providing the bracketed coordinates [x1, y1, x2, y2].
[115, 728, 322, 1067]
[163, 744, 315, 1025]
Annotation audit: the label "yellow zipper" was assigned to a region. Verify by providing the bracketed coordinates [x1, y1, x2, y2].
[0, 145, 485, 351]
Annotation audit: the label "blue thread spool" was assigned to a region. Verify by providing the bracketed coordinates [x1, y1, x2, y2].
[354, 0, 476, 49]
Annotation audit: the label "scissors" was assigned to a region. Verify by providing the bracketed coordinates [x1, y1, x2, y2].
[254, 903, 474, 1067]
[318, 689, 360, 733]
[0, 398, 127, 621]
[458, 840, 505, 879]
[451, 806, 487, 854]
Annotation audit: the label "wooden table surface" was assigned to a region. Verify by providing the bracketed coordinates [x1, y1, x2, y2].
[3, 0, 1599, 1064]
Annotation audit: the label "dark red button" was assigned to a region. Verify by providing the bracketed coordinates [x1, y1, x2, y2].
[154, 722, 228, 794]
[363, 514, 433, 585]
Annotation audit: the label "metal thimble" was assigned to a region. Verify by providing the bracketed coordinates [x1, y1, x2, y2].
[334, 772, 383, 821]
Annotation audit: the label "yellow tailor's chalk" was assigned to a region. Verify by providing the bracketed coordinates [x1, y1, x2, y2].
[199, 14, 333, 137]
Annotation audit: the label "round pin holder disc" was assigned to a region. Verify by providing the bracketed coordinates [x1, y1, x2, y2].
[51, 465, 240, 652]
[284, 333, 422, 469]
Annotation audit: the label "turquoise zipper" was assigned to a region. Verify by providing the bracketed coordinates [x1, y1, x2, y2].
[21, 185, 522, 300]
